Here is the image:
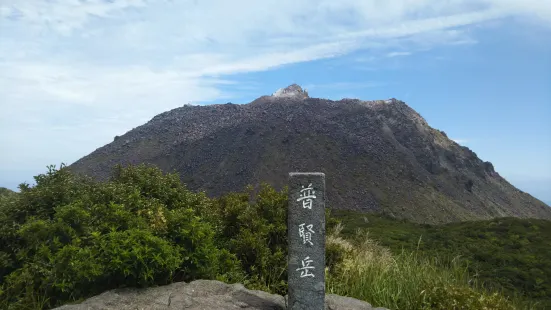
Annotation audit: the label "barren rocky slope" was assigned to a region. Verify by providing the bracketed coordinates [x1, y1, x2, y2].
[69, 85, 551, 224]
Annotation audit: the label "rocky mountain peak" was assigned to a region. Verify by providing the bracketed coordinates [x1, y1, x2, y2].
[69, 90, 551, 224]
[271, 84, 309, 99]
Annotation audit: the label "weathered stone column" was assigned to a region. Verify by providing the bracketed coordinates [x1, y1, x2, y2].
[288, 172, 326, 310]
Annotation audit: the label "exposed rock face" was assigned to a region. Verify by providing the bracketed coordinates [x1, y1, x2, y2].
[272, 84, 309, 99]
[69, 85, 551, 224]
[53, 280, 388, 310]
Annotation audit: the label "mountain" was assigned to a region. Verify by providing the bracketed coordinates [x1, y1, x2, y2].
[69, 85, 551, 224]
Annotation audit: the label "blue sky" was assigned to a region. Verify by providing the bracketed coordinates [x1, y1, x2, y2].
[1, 1, 550, 204]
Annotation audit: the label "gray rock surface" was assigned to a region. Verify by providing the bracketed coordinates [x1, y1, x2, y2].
[272, 84, 309, 99]
[53, 280, 389, 310]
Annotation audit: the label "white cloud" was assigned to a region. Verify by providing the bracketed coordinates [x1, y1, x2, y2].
[0, 0, 146, 34]
[304, 82, 385, 91]
[387, 51, 412, 58]
[1, 0, 550, 183]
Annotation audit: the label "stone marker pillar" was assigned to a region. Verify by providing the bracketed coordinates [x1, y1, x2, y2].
[288, 172, 325, 310]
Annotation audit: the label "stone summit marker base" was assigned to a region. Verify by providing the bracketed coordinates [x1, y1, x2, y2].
[288, 172, 326, 310]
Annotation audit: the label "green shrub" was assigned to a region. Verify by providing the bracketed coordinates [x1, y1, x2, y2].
[0, 164, 241, 309]
[210, 184, 289, 294]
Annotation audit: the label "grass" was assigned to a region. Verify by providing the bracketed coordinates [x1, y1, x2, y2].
[325, 223, 539, 310]
[330, 210, 551, 309]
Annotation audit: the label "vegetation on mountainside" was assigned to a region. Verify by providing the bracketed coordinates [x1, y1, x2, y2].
[0, 188, 15, 197]
[331, 210, 551, 308]
[326, 225, 519, 310]
[0, 164, 548, 309]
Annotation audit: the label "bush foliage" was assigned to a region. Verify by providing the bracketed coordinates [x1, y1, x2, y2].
[0, 164, 241, 309]
[0, 164, 545, 309]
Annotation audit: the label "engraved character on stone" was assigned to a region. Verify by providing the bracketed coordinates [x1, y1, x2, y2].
[297, 183, 316, 209]
[296, 256, 315, 278]
[298, 223, 315, 246]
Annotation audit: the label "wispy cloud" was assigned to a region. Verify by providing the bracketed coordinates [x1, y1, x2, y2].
[354, 56, 377, 63]
[304, 82, 385, 91]
[1, 0, 550, 176]
[386, 51, 412, 58]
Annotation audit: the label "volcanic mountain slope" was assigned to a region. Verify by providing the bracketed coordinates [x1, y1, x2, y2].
[69, 85, 551, 224]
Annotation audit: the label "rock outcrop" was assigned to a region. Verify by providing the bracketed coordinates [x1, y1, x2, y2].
[271, 84, 309, 99]
[68, 85, 551, 224]
[53, 280, 389, 310]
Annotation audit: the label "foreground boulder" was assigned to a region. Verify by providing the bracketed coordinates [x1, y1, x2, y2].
[53, 279, 389, 310]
